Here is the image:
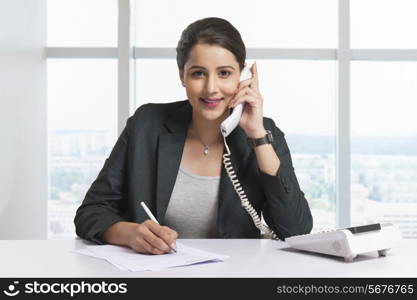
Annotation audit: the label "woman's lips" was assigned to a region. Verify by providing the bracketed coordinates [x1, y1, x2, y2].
[200, 97, 224, 108]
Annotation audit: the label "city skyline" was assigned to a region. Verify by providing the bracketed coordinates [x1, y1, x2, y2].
[48, 129, 417, 239]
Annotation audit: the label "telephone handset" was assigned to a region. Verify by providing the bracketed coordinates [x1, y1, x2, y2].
[220, 62, 278, 240]
[219, 65, 249, 137]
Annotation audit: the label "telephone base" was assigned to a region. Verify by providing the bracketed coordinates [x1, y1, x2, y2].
[285, 223, 401, 262]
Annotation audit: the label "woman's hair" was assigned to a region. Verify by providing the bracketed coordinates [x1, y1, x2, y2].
[176, 17, 246, 72]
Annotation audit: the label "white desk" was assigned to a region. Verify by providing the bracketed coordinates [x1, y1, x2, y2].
[1, 239, 416, 277]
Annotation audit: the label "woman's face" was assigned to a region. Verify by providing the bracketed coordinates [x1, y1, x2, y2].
[180, 43, 242, 122]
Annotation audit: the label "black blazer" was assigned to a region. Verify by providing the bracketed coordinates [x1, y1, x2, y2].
[74, 100, 313, 244]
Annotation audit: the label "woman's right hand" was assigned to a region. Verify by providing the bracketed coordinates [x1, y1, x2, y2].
[127, 220, 178, 255]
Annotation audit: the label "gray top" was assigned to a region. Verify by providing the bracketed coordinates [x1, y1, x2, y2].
[163, 167, 221, 238]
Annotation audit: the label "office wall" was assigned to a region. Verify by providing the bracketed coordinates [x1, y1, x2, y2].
[0, 0, 47, 239]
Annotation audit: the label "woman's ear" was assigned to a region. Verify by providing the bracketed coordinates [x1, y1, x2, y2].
[179, 70, 185, 87]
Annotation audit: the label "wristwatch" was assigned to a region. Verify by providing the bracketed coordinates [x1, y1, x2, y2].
[247, 130, 274, 148]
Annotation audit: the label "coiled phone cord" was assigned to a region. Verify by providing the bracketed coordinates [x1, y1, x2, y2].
[222, 135, 278, 240]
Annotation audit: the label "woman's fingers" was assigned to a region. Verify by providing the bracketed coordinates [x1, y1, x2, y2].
[126, 221, 179, 255]
[250, 62, 260, 92]
[238, 77, 253, 89]
[130, 235, 165, 255]
[161, 225, 179, 248]
[229, 86, 249, 108]
[231, 95, 259, 109]
[143, 220, 178, 252]
[139, 223, 171, 253]
[229, 86, 258, 108]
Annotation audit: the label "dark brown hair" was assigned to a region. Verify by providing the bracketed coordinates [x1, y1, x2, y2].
[176, 17, 246, 72]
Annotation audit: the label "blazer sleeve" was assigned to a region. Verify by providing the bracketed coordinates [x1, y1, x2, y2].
[259, 118, 313, 239]
[73, 115, 133, 245]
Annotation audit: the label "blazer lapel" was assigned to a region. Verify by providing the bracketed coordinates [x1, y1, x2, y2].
[156, 102, 191, 222]
[156, 131, 187, 222]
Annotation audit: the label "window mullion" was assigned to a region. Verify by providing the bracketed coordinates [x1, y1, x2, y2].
[337, 0, 351, 228]
[118, 0, 136, 135]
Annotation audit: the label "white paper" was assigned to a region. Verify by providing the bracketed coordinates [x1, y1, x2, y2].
[71, 242, 229, 272]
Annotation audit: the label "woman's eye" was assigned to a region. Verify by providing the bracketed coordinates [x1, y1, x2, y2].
[191, 70, 231, 78]
[219, 70, 231, 77]
[192, 71, 204, 77]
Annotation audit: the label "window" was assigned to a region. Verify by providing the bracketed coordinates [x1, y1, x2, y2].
[47, 1, 118, 239]
[351, 0, 417, 48]
[260, 60, 337, 230]
[46, 0, 417, 239]
[47, 59, 117, 238]
[351, 62, 417, 238]
[47, 0, 117, 47]
[350, 0, 417, 238]
[135, 0, 337, 48]
[135, 59, 186, 103]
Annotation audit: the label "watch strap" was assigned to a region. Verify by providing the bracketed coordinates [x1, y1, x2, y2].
[247, 130, 273, 148]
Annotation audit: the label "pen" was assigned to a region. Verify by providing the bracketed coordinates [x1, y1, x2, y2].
[140, 201, 177, 253]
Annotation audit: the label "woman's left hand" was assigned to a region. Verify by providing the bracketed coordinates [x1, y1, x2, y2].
[228, 62, 267, 138]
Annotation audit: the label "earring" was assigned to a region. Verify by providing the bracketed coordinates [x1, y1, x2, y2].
[182, 82, 185, 87]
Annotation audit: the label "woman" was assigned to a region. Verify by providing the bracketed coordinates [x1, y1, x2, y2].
[74, 17, 313, 255]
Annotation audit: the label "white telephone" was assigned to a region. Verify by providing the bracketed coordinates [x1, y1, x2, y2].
[220, 62, 278, 240]
[219, 65, 250, 137]
[285, 223, 402, 262]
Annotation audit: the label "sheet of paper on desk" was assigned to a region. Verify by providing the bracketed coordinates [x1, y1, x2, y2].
[72, 242, 229, 272]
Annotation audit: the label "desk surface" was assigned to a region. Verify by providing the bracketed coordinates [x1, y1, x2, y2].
[1, 239, 416, 277]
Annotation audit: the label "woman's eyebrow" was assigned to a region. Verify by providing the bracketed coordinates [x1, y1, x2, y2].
[189, 65, 235, 70]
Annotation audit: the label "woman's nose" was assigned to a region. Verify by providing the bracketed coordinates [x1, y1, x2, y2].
[205, 75, 219, 93]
